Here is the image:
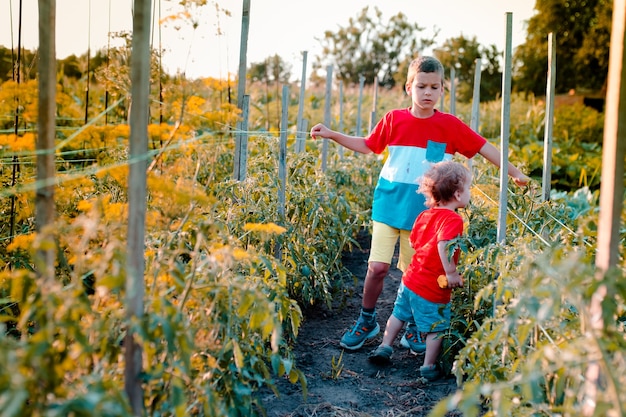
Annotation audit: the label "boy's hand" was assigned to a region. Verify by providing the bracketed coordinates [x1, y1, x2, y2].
[310, 123, 330, 140]
[512, 173, 531, 187]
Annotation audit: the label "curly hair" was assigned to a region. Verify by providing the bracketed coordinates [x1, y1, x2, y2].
[419, 161, 471, 207]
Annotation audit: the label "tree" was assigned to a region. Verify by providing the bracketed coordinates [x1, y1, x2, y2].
[315, 6, 434, 88]
[0, 46, 16, 81]
[59, 54, 82, 79]
[0, 45, 40, 83]
[479, 45, 505, 102]
[94, 32, 164, 123]
[513, 0, 612, 96]
[434, 35, 503, 102]
[248, 55, 291, 87]
[575, 0, 613, 92]
[248, 54, 291, 130]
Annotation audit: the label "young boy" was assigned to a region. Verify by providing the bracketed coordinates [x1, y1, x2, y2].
[367, 161, 471, 381]
[310, 56, 529, 352]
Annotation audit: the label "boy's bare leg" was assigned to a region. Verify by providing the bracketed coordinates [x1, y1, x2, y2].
[362, 261, 390, 308]
[339, 261, 389, 350]
[363, 261, 425, 353]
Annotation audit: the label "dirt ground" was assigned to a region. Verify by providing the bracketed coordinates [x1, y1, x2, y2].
[258, 231, 462, 417]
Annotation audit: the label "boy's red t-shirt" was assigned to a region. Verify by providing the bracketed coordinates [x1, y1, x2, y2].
[364, 108, 486, 156]
[362, 109, 485, 231]
[402, 207, 464, 304]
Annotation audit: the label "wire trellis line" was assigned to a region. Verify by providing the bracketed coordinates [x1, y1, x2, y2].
[473, 184, 593, 249]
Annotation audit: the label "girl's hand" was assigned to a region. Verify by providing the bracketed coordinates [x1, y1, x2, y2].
[437, 274, 464, 289]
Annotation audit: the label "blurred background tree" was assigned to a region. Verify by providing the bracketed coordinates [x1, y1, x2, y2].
[0, 0, 613, 109]
[313, 6, 435, 88]
[248, 54, 292, 130]
[0, 46, 38, 82]
[513, 0, 612, 96]
[434, 35, 503, 102]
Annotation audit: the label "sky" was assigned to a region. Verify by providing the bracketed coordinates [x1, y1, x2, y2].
[0, 0, 536, 80]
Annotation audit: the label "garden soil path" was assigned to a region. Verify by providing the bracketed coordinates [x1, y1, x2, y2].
[258, 231, 462, 417]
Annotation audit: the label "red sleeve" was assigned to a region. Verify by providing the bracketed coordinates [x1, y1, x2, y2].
[437, 213, 463, 265]
[364, 111, 393, 154]
[437, 215, 463, 242]
[444, 114, 487, 158]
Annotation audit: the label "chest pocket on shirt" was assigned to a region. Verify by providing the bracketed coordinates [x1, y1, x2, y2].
[425, 140, 446, 162]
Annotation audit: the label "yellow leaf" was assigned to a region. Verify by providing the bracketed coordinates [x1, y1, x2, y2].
[289, 369, 299, 384]
[232, 341, 244, 370]
[6, 233, 35, 252]
[77, 199, 93, 212]
[243, 222, 286, 235]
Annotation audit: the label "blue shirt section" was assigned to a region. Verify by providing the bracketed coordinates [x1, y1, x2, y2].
[372, 145, 452, 230]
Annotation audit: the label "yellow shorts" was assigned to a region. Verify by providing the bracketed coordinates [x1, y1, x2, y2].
[368, 221, 414, 272]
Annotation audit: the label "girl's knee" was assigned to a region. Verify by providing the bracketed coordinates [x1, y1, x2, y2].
[426, 331, 444, 344]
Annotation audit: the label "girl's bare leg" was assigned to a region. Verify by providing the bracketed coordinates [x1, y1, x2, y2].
[423, 332, 443, 366]
[381, 315, 404, 347]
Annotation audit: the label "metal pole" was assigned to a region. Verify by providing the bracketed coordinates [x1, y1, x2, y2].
[322, 65, 332, 172]
[542, 33, 557, 202]
[356, 74, 364, 136]
[470, 59, 482, 132]
[276, 85, 289, 260]
[125, 0, 152, 413]
[369, 77, 378, 132]
[36, 0, 56, 281]
[468, 58, 482, 171]
[233, 0, 250, 180]
[449, 67, 456, 116]
[338, 80, 344, 159]
[496, 13, 513, 244]
[296, 51, 308, 153]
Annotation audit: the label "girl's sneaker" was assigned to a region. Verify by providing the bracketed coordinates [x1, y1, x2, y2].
[368, 344, 393, 365]
[419, 363, 442, 381]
